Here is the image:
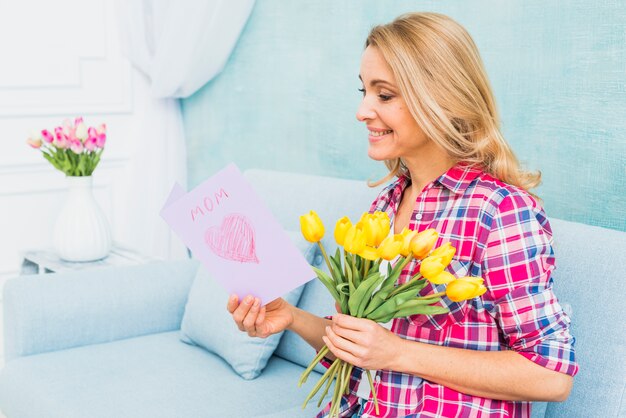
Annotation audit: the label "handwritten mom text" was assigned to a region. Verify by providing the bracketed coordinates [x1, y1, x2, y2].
[191, 188, 229, 221]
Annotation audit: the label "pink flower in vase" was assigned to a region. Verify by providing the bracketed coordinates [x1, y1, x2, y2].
[42, 129, 54, 143]
[84, 136, 98, 151]
[67, 126, 78, 142]
[26, 138, 42, 148]
[96, 132, 106, 148]
[70, 139, 84, 154]
[74, 116, 84, 126]
[75, 122, 88, 142]
[54, 128, 69, 149]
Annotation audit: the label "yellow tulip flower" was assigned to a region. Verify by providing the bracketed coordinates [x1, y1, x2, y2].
[300, 210, 325, 243]
[409, 228, 438, 259]
[343, 224, 366, 254]
[429, 242, 456, 266]
[377, 235, 403, 261]
[360, 245, 379, 261]
[334, 216, 352, 246]
[373, 218, 390, 247]
[419, 256, 446, 281]
[399, 228, 418, 257]
[373, 211, 391, 238]
[358, 217, 379, 248]
[427, 270, 456, 285]
[446, 277, 487, 302]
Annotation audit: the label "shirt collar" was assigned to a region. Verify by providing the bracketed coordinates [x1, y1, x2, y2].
[395, 162, 482, 196]
[435, 163, 482, 195]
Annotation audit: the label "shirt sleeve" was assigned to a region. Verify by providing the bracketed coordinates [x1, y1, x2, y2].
[482, 193, 579, 376]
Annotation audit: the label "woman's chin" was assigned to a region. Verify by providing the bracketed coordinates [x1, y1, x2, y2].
[367, 148, 393, 161]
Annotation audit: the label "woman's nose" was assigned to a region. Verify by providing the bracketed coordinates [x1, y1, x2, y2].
[356, 98, 376, 122]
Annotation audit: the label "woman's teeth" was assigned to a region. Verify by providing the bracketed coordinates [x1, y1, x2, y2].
[370, 130, 393, 137]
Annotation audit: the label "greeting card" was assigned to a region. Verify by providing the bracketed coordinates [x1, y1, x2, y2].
[160, 163, 314, 304]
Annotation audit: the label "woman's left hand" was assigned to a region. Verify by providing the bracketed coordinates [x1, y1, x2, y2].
[323, 313, 402, 370]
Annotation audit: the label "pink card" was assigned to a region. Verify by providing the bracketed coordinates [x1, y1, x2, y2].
[160, 163, 314, 304]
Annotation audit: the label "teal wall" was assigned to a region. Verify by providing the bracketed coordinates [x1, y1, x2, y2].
[182, 0, 626, 232]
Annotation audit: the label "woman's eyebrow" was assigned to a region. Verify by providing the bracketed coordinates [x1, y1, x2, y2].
[358, 75, 395, 88]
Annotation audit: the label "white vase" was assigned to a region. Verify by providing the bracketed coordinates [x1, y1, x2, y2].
[53, 175, 112, 262]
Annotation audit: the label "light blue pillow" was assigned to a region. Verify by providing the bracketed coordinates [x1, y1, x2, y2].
[180, 230, 316, 380]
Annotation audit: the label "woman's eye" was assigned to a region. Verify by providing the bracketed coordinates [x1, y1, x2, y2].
[378, 94, 392, 102]
[358, 88, 365, 96]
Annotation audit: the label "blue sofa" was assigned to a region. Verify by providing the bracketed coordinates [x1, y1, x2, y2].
[1, 169, 624, 418]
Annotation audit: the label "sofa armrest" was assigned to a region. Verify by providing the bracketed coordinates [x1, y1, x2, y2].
[3, 259, 199, 362]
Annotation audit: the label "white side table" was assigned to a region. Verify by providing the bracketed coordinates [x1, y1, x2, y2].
[20, 243, 161, 275]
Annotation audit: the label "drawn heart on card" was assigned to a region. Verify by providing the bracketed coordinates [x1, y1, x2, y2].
[204, 213, 259, 263]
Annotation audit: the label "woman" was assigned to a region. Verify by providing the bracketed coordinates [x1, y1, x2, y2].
[227, 12, 577, 418]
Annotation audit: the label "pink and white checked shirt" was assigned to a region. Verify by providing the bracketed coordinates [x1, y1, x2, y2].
[317, 163, 578, 418]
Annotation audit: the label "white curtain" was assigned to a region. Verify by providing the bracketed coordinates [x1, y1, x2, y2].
[116, 0, 255, 260]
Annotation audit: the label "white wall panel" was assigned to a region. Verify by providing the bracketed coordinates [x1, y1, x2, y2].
[0, 0, 132, 116]
[0, 0, 153, 278]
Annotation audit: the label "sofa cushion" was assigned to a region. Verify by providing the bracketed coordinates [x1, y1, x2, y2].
[180, 230, 314, 380]
[0, 331, 328, 418]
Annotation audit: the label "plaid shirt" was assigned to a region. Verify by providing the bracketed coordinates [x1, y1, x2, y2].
[317, 163, 578, 418]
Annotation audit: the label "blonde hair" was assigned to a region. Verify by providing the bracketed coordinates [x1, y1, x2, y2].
[366, 12, 541, 194]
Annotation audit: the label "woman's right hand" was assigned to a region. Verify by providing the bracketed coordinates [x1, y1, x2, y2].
[227, 295, 295, 339]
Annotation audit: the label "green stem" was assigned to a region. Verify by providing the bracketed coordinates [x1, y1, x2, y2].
[301, 358, 342, 409]
[344, 364, 353, 394]
[317, 358, 340, 407]
[363, 259, 371, 278]
[366, 370, 380, 415]
[299, 345, 329, 387]
[317, 242, 334, 277]
[421, 290, 446, 299]
[387, 273, 424, 299]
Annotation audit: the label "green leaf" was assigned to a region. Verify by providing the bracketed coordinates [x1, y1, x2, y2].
[345, 261, 355, 294]
[312, 266, 342, 303]
[336, 283, 350, 296]
[387, 275, 427, 299]
[395, 297, 442, 311]
[393, 304, 449, 318]
[348, 272, 381, 317]
[365, 297, 398, 321]
[356, 273, 385, 317]
[328, 254, 344, 285]
[334, 247, 341, 262]
[351, 261, 362, 289]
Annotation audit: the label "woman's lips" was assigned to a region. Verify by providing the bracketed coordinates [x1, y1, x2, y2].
[368, 129, 392, 143]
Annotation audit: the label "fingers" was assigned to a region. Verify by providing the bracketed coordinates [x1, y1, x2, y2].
[332, 313, 374, 332]
[255, 306, 266, 326]
[323, 330, 360, 366]
[329, 321, 363, 345]
[227, 294, 239, 314]
[242, 298, 262, 336]
[231, 295, 261, 335]
[325, 325, 363, 358]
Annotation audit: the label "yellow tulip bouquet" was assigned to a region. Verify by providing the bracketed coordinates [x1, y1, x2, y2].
[298, 210, 487, 417]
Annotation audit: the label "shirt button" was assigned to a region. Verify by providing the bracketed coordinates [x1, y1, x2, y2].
[415, 213, 423, 220]
[375, 375, 381, 383]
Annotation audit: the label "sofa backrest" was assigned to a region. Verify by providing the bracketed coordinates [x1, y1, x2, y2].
[543, 218, 625, 417]
[244, 169, 381, 232]
[244, 168, 626, 417]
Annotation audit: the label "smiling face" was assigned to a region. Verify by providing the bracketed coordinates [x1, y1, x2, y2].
[356, 46, 433, 163]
